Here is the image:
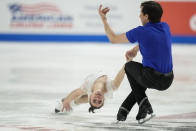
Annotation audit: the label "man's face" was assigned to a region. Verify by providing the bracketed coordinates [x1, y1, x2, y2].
[140, 7, 149, 26]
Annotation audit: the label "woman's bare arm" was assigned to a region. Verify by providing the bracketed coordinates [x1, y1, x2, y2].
[112, 65, 125, 91]
[74, 94, 88, 104]
[64, 88, 85, 103]
[62, 88, 86, 112]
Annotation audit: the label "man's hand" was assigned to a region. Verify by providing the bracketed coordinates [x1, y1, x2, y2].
[98, 5, 110, 21]
[125, 49, 138, 61]
[61, 99, 72, 112]
[125, 45, 139, 60]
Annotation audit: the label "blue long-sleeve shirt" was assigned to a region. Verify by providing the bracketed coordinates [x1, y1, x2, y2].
[126, 22, 173, 73]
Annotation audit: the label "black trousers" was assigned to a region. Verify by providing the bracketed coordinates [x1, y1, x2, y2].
[121, 61, 174, 111]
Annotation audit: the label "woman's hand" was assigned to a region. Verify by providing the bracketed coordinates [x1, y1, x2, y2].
[98, 5, 110, 21]
[61, 99, 72, 112]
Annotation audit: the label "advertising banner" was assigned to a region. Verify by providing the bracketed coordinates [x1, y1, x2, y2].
[0, 0, 195, 43]
[159, 1, 196, 36]
[0, 0, 140, 34]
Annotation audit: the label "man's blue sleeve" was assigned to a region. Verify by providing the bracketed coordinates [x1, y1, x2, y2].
[126, 26, 142, 43]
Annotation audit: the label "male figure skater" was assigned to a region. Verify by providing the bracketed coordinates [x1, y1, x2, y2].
[98, 1, 174, 124]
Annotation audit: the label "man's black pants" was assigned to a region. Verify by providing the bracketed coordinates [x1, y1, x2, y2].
[121, 61, 174, 111]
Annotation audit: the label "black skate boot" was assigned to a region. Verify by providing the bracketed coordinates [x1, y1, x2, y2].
[117, 107, 130, 121]
[136, 97, 155, 124]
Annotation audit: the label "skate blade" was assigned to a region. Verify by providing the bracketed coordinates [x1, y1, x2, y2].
[138, 114, 155, 124]
[54, 108, 72, 115]
[116, 121, 120, 124]
[55, 111, 72, 115]
[55, 108, 61, 113]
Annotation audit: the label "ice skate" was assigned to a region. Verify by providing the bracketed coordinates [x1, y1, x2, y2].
[136, 97, 155, 124]
[54, 98, 75, 114]
[55, 99, 66, 113]
[117, 106, 130, 121]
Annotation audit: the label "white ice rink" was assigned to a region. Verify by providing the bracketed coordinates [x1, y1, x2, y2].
[0, 42, 196, 131]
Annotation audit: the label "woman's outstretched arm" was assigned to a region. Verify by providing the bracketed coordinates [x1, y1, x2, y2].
[112, 65, 126, 91]
[112, 56, 134, 91]
[62, 88, 86, 112]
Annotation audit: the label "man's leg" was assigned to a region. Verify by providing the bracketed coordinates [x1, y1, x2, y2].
[117, 91, 136, 121]
[117, 61, 147, 121]
[124, 61, 147, 104]
[117, 74, 148, 121]
[124, 61, 154, 123]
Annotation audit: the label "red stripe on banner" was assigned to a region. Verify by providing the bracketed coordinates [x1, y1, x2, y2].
[21, 7, 60, 14]
[21, 8, 60, 13]
[159, 1, 196, 35]
[21, 3, 58, 9]
[22, 6, 59, 10]
[20, 3, 61, 14]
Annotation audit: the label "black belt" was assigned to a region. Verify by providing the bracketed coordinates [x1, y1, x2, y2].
[146, 67, 173, 77]
[153, 69, 173, 77]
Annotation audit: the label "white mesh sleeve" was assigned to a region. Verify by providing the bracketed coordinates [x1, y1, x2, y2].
[80, 80, 88, 93]
[105, 77, 115, 99]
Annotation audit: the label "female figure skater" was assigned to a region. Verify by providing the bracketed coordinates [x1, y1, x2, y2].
[55, 61, 129, 113]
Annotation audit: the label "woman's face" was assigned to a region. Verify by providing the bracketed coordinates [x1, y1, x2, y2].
[90, 91, 104, 108]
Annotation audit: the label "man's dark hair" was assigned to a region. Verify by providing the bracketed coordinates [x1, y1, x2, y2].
[88, 99, 104, 113]
[141, 1, 163, 23]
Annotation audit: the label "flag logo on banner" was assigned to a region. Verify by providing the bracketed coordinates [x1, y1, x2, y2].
[9, 3, 61, 15]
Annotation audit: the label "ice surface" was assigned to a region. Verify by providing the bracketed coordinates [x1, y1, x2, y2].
[0, 42, 196, 131]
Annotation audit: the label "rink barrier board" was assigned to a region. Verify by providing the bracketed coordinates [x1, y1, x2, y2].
[0, 34, 196, 44]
